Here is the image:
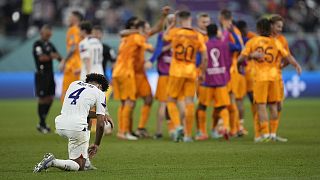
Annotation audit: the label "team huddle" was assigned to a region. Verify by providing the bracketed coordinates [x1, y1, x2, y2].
[33, 6, 302, 172]
[112, 8, 301, 143]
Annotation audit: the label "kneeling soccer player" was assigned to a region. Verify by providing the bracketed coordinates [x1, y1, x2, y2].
[33, 73, 112, 172]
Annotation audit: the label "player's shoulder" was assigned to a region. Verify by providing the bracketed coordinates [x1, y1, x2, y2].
[33, 40, 43, 46]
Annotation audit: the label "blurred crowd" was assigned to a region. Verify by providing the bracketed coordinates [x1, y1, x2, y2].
[0, 0, 319, 70]
[0, 0, 319, 37]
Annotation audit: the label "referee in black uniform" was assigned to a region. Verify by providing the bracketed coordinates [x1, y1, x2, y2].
[33, 25, 63, 134]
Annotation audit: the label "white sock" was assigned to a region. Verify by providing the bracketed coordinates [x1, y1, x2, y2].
[52, 159, 80, 171]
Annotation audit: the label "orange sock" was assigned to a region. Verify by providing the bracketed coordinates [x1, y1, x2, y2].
[228, 103, 239, 135]
[122, 105, 133, 133]
[197, 109, 207, 135]
[260, 121, 269, 137]
[270, 119, 279, 135]
[167, 120, 175, 133]
[212, 109, 219, 129]
[167, 102, 181, 128]
[185, 104, 195, 137]
[118, 106, 123, 133]
[138, 105, 151, 129]
[251, 104, 261, 138]
[220, 108, 230, 131]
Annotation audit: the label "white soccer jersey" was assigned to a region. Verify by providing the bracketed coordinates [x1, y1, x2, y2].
[79, 37, 104, 80]
[55, 81, 107, 131]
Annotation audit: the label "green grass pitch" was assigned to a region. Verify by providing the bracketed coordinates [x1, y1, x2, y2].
[0, 98, 319, 179]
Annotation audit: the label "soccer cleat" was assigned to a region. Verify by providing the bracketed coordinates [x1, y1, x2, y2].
[172, 126, 184, 142]
[195, 132, 209, 141]
[116, 132, 126, 139]
[254, 137, 262, 143]
[135, 128, 150, 138]
[183, 136, 194, 142]
[124, 133, 138, 141]
[33, 153, 55, 173]
[211, 129, 222, 139]
[36, 124, 50, 134]
[221, 129, 230, 141]
[271, 136, 288, 142]
[153, 133, 163, 140]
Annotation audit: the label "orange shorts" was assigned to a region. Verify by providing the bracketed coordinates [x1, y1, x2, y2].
[235, 74, 247, 99]
[112, 75, 136, 100]
[198, 86, 230, 107]
[135, 73, 152, 98]
[227, 72, 239, 94]
[155, 76, 168, 101]
[253, 80, 281, 104]
[167, 76, 196, 99]
[245, 74, 254, 93]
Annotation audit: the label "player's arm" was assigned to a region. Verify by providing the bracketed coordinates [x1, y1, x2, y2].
[149, 34, 164, 63]
[119, 29, 139, 37]
[34, 43, 51, 62]
[228, 30, 242, 52]
[50, 44, 63, 62]
[88, 92, 107, 158]
[283, 55, 302, 75]
[148, 6, 171, 37]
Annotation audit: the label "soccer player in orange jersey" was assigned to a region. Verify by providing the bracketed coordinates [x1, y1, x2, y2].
[164, 11, 208, 142]
[269, 14, 291, 142]
[194, 13, 211, 140]
[112, 19, 153, 141]
[219, 9, 244, 137]
[60, 11, 83, 102]
[238, 18, 302, 142]
[132, 20, 155, 138]
[236, 20, 259, 138]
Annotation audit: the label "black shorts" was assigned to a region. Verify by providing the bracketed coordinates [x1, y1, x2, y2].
[35, 72, 55, 97]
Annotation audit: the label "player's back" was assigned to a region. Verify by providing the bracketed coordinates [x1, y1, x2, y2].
[65, 25, 82, 71]
[165, 27, 206, 78]
[113, 33, 142, 78]
[245, 36, 288, 81]
[133, 34, 147, 74]
[79, 37, 104, 79]
[56, 81, 105, 131]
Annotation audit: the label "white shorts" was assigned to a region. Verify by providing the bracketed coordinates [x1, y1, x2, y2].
[56, 129, 90, 159]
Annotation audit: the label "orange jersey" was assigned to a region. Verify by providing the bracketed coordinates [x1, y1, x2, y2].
[164, 27, 207, 79]
[241, 36, 289, 81]
[133, 34, 151, 74]
[65, 25, 82, 73]
[229, 26, 244, 74]
[113, 33, 152, 78]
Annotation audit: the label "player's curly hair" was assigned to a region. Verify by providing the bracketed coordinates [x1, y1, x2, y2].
[256, 18, 271, 37]
[85, 73, 109, 92]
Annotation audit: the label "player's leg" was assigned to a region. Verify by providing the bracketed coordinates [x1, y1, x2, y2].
[35, 73, 55, 133]
[183, 78, 196, 142]
[166, 76, 184, 142]
[269, 80, 287, 142]
[195, 86, 209, 139]
[119, 76, 137, 140]
[254, 81, 270, 141]
[136, 75, 153, 137]
[154, 76, 168, 139]
[33, 130, 88, 172]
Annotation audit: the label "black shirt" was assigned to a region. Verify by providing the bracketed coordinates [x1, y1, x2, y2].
[102, 43, 116, 75]
[33, 40, 58, 73]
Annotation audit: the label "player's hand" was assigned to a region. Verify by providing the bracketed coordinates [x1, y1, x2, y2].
[295, 64, 302, 75]
[50, 52, 59, 59]
[105, 115, 114, 130]
[88, 144, 99, 158]
[250, 51, 264, 60]
[144, 61, 153, 70]
[198, 73, 205, 83]
[161, 6, 171, 16]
